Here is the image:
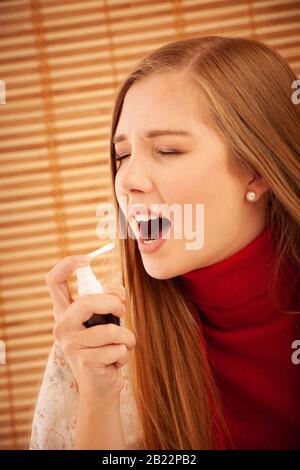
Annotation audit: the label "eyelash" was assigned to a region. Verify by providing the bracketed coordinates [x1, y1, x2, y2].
[113, 150, 184, 161]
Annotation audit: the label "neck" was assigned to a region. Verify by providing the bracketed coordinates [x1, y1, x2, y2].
[178, 226, 297, 331]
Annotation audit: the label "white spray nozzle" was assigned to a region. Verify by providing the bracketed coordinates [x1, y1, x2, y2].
[87, 242, 115, 259]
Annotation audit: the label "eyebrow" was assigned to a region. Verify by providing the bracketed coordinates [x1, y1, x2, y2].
[112, 129, 192, 144]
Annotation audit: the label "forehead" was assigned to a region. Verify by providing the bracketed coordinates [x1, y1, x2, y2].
[115, 72, 207, 137]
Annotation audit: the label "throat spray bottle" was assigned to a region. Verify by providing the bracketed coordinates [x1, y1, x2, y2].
[74, 242, 121, 328]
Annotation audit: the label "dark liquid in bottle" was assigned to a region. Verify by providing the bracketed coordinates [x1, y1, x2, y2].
[83, 313, 120, 328]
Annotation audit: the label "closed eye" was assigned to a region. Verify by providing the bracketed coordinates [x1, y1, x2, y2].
[113, 150, 184, 161]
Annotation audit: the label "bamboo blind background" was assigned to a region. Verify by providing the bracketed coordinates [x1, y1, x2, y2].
[0, 0, 299, 451]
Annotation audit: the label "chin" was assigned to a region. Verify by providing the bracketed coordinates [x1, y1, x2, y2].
[142, 261, 182, 280]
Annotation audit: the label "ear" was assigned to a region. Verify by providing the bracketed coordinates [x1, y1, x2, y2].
[247, 175, 269, 201]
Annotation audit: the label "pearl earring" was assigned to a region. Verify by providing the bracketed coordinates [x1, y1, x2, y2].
[246, 190, 256, 202]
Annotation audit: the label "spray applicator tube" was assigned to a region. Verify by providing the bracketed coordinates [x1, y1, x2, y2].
[74, 242, 121, 328]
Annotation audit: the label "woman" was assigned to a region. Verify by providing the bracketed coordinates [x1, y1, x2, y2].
[30, 35, 300, 450]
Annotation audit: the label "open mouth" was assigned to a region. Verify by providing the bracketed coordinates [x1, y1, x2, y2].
[137, 216, 171, 241]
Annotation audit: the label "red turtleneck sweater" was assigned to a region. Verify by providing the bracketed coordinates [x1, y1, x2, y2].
[179, 227, 300, 449]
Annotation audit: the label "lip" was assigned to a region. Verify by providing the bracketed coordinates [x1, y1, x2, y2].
[128, 203, 171, 224]
[137, 235, 168, 254]
[136, 218, 172, 253]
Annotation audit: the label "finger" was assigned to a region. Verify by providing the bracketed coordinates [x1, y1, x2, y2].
[72, 323, 136, 350]
[45, 255, 92, 321]
[115, 348, 129, 369]
[64, 293, 126, 331]
[80, 344, 129, 367]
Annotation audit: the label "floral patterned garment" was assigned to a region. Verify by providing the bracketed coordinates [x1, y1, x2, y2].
[29, 340, 141, 450]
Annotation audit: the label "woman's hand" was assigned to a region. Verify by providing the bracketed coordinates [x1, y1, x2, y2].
[45, 255, 136, 410]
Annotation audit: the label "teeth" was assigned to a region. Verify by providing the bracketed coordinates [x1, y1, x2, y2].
[135, 214, 158, 223]
[143, 239, 157, 244]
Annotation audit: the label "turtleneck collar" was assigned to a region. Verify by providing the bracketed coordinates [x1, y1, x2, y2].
[179, 226, 297, 331]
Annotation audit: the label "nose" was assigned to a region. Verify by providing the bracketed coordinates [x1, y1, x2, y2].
[117, 153, 153, 195]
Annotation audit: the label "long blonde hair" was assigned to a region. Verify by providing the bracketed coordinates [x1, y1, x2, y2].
[108, 36, 300, 449]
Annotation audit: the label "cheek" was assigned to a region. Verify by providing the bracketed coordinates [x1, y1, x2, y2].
[164, 160, 222, 204]
[168, 161, 244, 231]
